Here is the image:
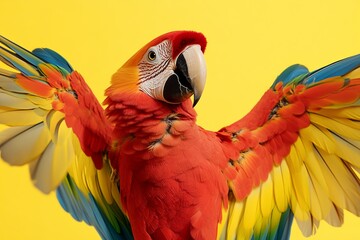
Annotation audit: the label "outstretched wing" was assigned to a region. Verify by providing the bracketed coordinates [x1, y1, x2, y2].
[217, 55, 360, 239]
[0, 36, 132, 239]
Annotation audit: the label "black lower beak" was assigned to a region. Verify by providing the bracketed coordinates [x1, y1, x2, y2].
[163, 53, 193, 104]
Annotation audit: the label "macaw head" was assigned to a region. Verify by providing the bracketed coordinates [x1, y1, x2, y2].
[108, 31, 207, 106]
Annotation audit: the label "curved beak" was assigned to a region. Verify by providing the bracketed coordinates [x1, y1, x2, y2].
[179, 45, 207, 106]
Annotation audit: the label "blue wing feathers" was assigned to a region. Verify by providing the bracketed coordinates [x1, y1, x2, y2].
[250, 208, 293, 240]
[0, 48, 38, 76]
[0, 35, 44, 69]
[32, 48, 73, 73]
[0, 35, 73, 77]
[56, 178, 82, 222]
[273, 209, 294, 240]
[272, 64, 309, 89]
[301, 54, 360, 85]
[56, 175, 133, 240]
[272, 54, 360, 88]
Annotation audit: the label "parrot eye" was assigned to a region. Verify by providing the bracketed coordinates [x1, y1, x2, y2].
[148, 50, 157, 61]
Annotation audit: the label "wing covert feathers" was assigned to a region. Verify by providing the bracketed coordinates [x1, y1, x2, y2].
[218, 57, 360, 239]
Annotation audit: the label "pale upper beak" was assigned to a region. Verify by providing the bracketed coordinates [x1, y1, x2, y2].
[179, 45, 207, 106]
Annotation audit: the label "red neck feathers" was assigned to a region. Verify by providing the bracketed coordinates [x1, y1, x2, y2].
[105, 91, 197, 137]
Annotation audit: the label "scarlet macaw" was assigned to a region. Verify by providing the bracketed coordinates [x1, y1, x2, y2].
[1, 31, 360, 240]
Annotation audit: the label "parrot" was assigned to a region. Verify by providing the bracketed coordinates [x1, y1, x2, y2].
[1, 31, 360, 240]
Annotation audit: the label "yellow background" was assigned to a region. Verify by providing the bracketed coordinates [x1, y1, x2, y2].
[1, 0, 360, 239]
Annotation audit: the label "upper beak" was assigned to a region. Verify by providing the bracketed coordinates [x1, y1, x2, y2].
[178, 45, 207, 106]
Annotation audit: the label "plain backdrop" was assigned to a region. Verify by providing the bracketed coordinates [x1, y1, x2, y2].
[1, 0, 360, 239]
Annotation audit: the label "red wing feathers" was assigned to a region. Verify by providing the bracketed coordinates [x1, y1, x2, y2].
[219, 84, 310, 200]
[218, 77, 360, 201]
